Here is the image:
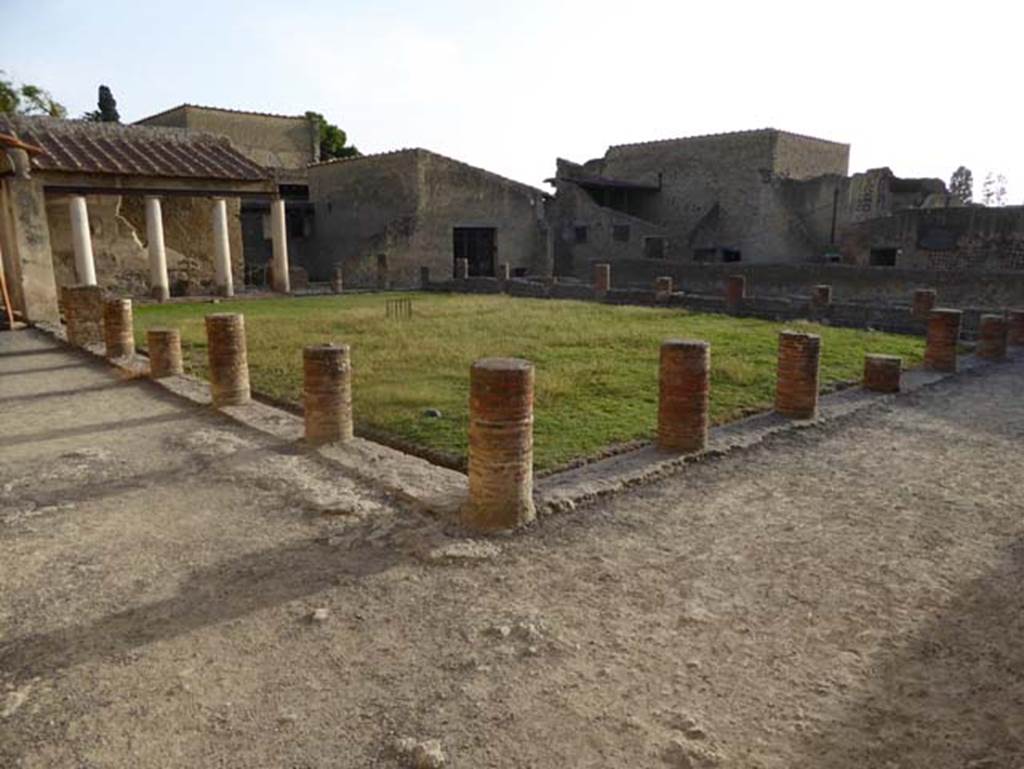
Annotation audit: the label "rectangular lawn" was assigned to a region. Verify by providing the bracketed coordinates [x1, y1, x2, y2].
[134, 293, 924, 471]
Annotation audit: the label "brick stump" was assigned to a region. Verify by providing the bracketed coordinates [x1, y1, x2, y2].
[724, 274, 746, 311]
[1005, 309, 1024, 346]
[455, 258, 469, 280]
[147, 328, 183, 378]
[102, 298, 134, 359]
[463, 357, 535, 530]
[330, 266, 344, 294]
[205, 313, 251, 407]
[775, 331, 821, 419]
[594, 263, 611, 297]
[863, 354, 901, 393]
[657, 340, 710, 453]
[303, 343, 353, 444]
[923, 308, 962, 372]
[64, 284, 105, 347]
[977, 314, 1008, 361]
[812, 284, 832, 308]
[655, 276, 673, 302]
[911, 288, 937, 321]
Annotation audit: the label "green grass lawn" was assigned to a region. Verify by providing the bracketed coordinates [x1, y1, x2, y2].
[134, 293, 924, 470]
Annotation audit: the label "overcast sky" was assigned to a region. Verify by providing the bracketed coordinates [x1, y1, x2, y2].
[5, 0, 1018, 200]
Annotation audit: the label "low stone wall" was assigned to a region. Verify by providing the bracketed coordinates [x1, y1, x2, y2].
[578, 259, 1024, 308]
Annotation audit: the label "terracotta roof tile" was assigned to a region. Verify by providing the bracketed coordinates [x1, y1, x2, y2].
[0, 115, 271, 182]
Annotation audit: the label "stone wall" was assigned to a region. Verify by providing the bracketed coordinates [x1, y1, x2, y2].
[137, 106, 317, 170]
[841, 206, 1024, 271]
[308, 149, 549, 287]
[582, 258, 1024, 308]
[45, 194, 244, 296]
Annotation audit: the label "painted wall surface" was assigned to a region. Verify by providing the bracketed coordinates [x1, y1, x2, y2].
[44, 194, 244, 295]
[0, 177, 60, 322]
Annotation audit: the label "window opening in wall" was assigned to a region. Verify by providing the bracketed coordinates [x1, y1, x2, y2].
[644, 236, 666, 259]
[453, 227, 497, 277]
[722, 249, 742, 263]
[612, 224, 630, 242]
[870, 247, 898, 267]
[574, 226, 588, 244]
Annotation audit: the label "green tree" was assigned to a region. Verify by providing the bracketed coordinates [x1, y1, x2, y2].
[84, 85, 120, 122]
[949, 166, 973, 203]
[306, 111, 359, 160]
[0, 71, 66, 117]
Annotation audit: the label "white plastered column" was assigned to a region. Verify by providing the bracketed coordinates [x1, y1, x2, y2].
[212, 198, 234, 298]
[145, 196, 170, 301]
[270, 198, 290, 293]
[68, 195, 97, 286]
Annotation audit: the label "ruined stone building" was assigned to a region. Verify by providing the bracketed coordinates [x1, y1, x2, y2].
[547, 127, 1024, 276]
[0, 114, 277, 323]
[308, 149, 550, 285]
[135, 105, 319, 285]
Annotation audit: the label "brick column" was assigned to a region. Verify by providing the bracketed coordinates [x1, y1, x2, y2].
[211, 198, 234, 298]
[923, 308, 962, 372]
[302, 344, 353, 444]
[977, 314, 1008, 360]
[911, 288, 937, 321]
[330, 266, 344, 294]
[812, 284, 832, 308]
[1007, 309, 1024, 346]
[593, 263, 611, 297]
[863, 354, 901, 393]
[102, 298, 134, 359]
[270, 199, 290, 293]
[463, 357, 535, 530]
[68, 195, 97, 286]
[724, 274, 746, 310]
[775, 331, 821, 419]
[145, 196, 170, 302]
[147, 328, 183, 378]
[64, 284, 105, 347]
[455, 258, 469, 280]
[205, 313, 251, 406]
[657, 339, 710, 452]
[654, 276, 673, 301]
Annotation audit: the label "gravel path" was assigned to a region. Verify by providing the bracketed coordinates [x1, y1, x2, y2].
[1, 329, 1022, 768]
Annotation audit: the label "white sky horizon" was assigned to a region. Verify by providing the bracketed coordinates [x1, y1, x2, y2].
[6, 0, 1019, 202]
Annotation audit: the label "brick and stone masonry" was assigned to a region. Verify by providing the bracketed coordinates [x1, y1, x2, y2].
[455, 258, 469, 280]
[205, 313, 251, 407]
[812, 284, 832, 308]
[102, 298, 134, 359]
[977, 314, 1008, 360]
[912, 288, 937, 321]
[302, 343, 354, 444]
[463, 357, 536, 530]
[147, 328, 183, 378]
[594, 263, 611, 297]
[863, 354, 901, 393]
[775, 331, 821, 419]
[924, 308, 962, 372]
[64, 284, 105, 347]
[724, 274, 746, 310]
[1006, 309, 1024, 346]
[657, 340, 710, 452]
[655, 276, 673, 302]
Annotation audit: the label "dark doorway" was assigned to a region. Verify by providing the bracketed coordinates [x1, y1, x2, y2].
[722, 249, 742, 263]
[453, 227, 497, 277]
[870, 248, 898, 267]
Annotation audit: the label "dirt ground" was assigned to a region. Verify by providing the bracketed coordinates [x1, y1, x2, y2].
[1, 328, 1022, 768]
